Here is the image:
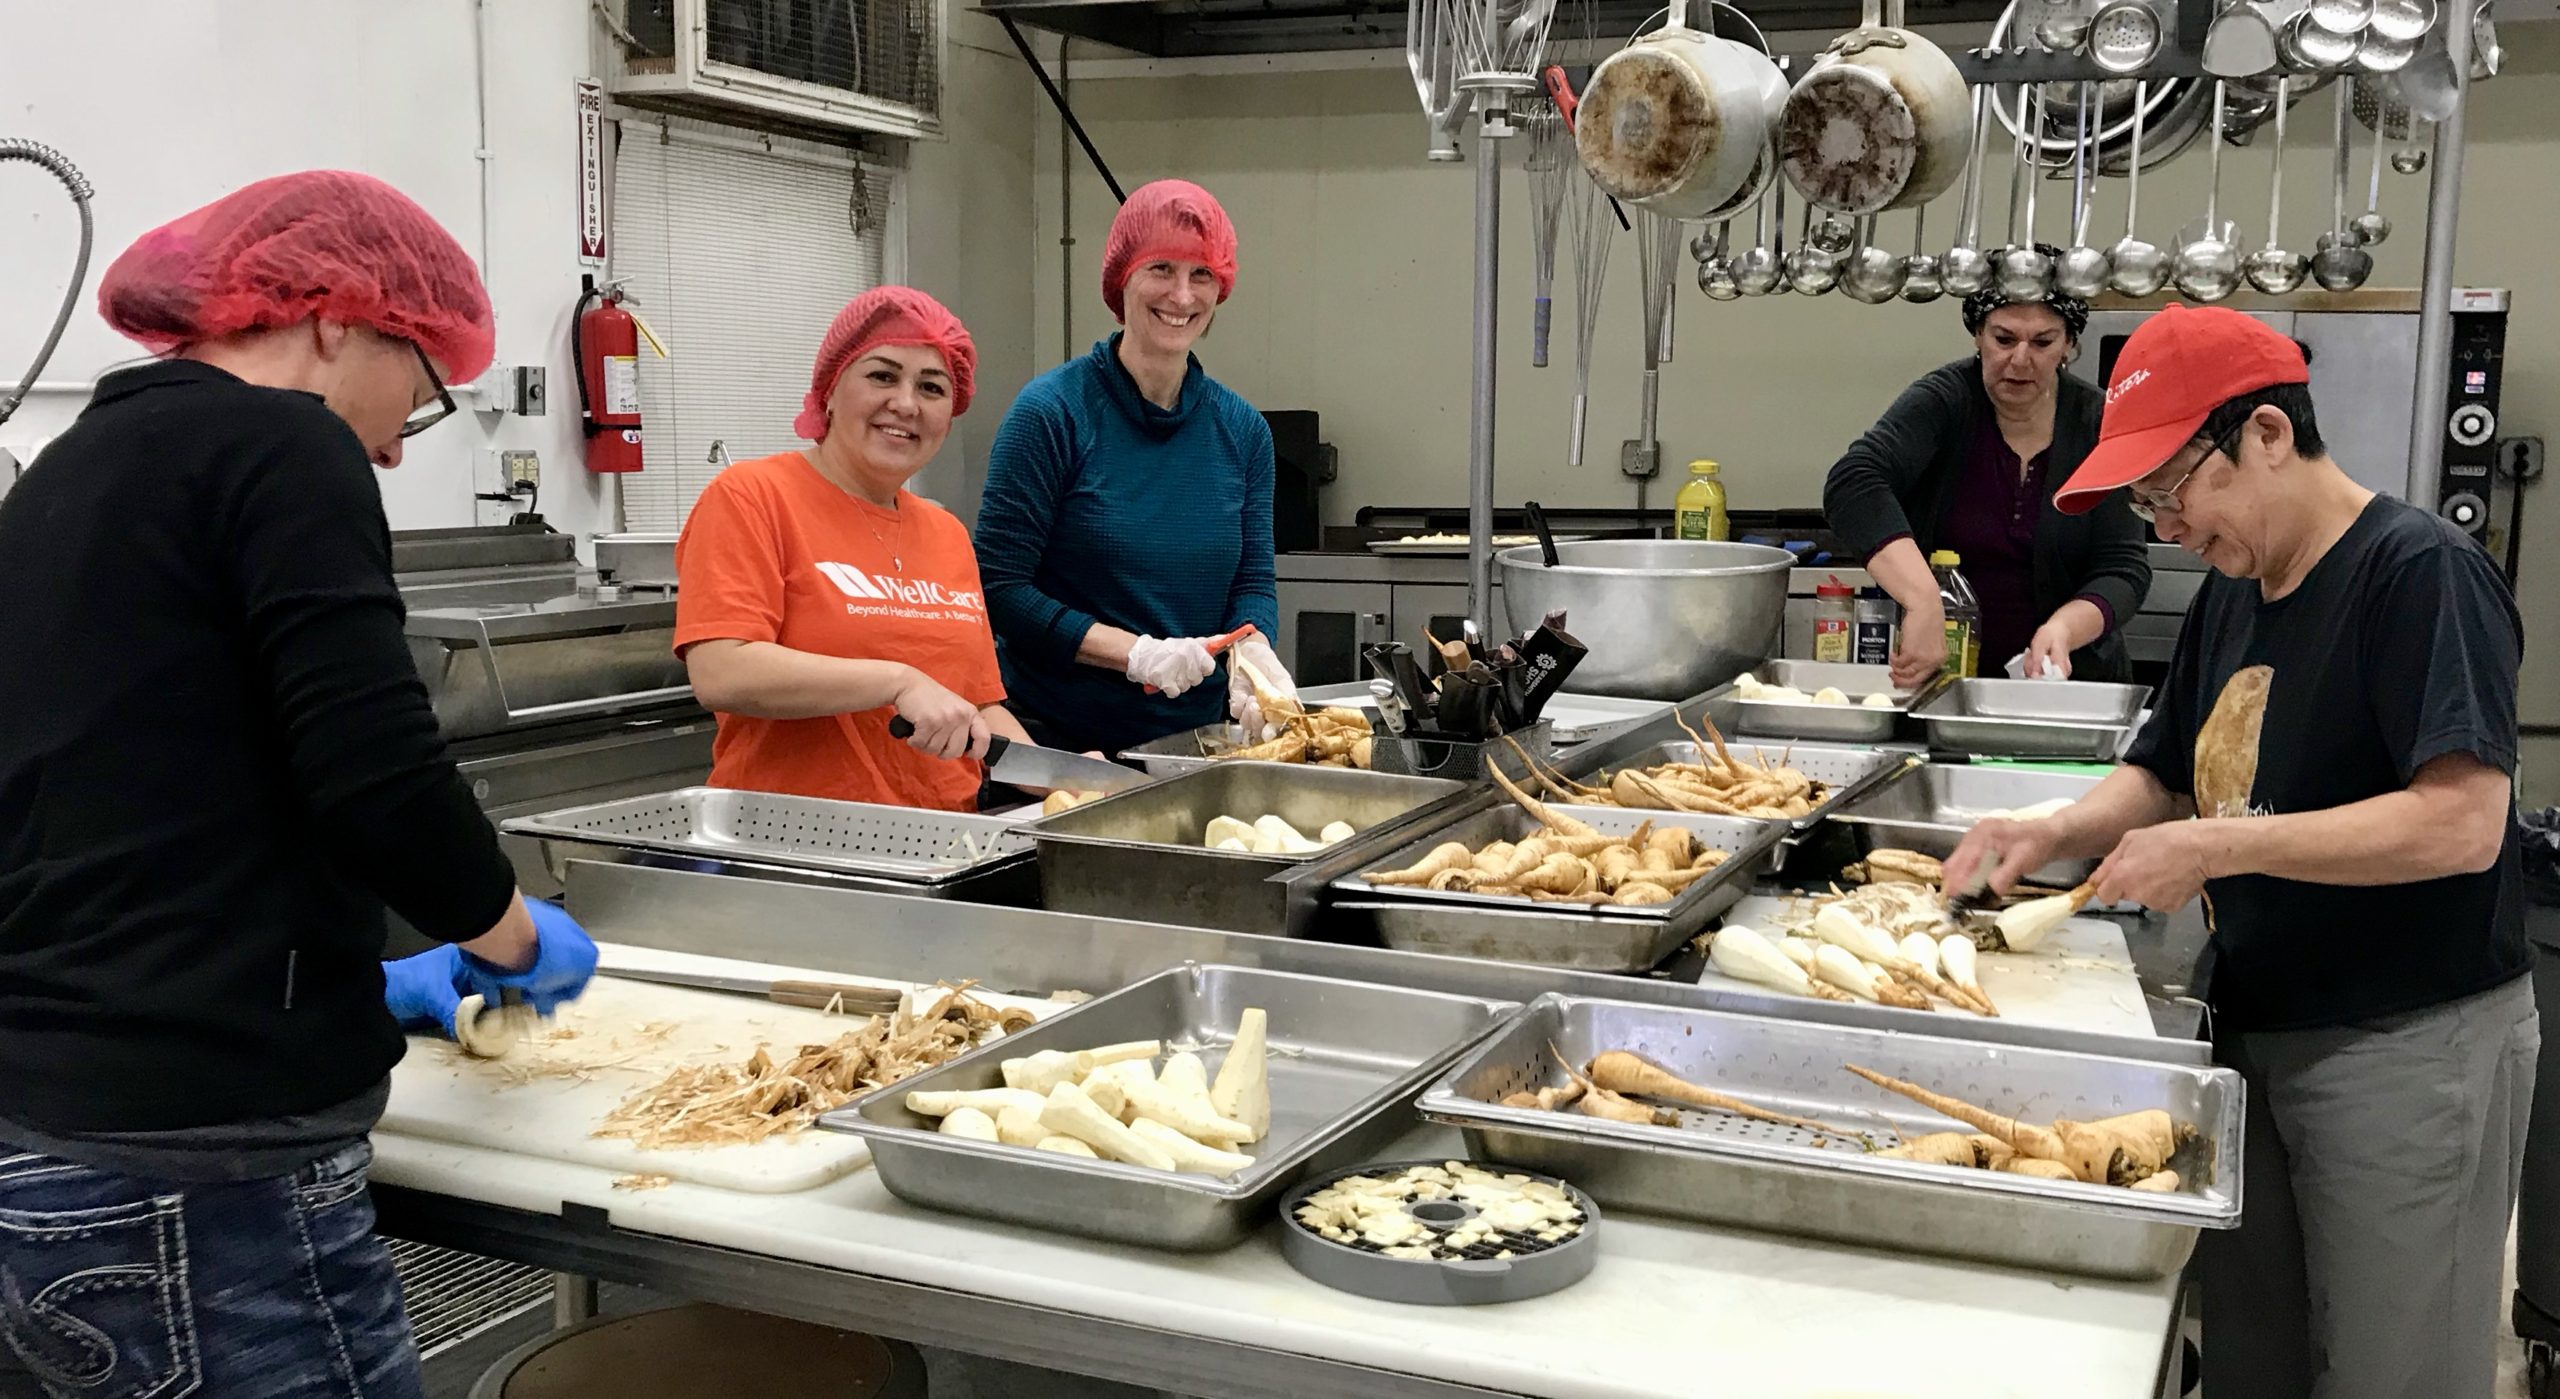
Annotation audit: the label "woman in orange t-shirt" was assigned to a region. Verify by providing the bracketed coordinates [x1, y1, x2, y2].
[674, 287, 1034, 811]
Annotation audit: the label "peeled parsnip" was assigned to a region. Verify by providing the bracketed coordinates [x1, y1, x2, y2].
[905, 1087, 1048, 1120]
[1936, 933, 1999, 1017]
[1812, 944, 1887, 1002]
[1778, 936, 1820, 973]
[1002, 1041, 1163, 1095]
[1129, 1118, 1256, 1176]
[1158, 1051, 1211, 1101]
[1896, 932, 1942, 978]
[938, 1107, 1000, 1142]
[1209, 1008, 1272, 1142]
[1039, 1082, 1176, 1170]
[1122, 1077, 1254, 1145]
[1994, 882, 2096, 953]
[1813, 905, 1904, 965]
[1710, 924, 1820, 997]
[1034, 1135, 1099, 1158]
[994, 1105, 1049, 1147]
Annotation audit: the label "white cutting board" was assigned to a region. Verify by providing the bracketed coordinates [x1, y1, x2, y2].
[381, 968, 1058, 1194]
[1712, 895, 2155, 1037]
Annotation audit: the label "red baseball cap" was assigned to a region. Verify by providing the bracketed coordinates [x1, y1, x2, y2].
[2055, 305, 2311, 514]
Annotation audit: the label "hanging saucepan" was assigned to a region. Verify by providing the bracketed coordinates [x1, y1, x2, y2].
[1575, 0, 1788, 220]
[1777, 0, 1972, 215]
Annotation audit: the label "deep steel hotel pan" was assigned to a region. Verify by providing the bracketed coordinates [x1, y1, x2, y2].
[1420, 994, 2242, 1280]
[822, 964, 1516, 1250]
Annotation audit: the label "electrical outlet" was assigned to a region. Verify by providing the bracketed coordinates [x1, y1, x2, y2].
[1619, 438, 1662, 481]
[500, 450, 541, 488]
[2496, 435, 2543, 482]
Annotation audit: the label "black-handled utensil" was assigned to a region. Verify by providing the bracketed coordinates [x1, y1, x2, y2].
[887, 717, 1142, 793]
[1523, 499, 1561, 567]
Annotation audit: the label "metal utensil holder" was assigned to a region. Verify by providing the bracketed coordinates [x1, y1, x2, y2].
[1370, 720, 1555, 782]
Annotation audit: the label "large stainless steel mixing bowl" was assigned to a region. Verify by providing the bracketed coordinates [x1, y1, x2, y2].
[1497, 540, 1795, 701]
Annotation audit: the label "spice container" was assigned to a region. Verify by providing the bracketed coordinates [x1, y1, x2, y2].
[1810, 575, 1854, 663]
[1853, 586, 1894, 665]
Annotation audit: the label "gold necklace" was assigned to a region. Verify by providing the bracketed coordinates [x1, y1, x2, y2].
[861, 500, 907, 572]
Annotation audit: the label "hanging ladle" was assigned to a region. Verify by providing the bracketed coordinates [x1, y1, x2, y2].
[1942, 84, 1994, 296]
[1995, 84, 2055, 302]
[1901, 205, 1945, 303]
[2171, 81, 2240, 301]
[2243, 77, 2310, 293]
[1735, 178, 1786, 295]
[1698, 220, 1742, 300]
[2107, 81, 2169, 295]
[1842, 214, 1908, 304]
[2311, 79, 2376, 290]
[2054, 82, 2114, 298]
[1785, 197, 1842, 295]
[2352, 114, 2393, 245]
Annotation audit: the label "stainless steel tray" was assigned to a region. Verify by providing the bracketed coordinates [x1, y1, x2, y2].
[1579, 738, 1921, 836]
[504, 787, 1033, 891]
[1828, 762, 2108, 885]
[820, 963, 1517, 1250]
[1120, 693, 1663, 778]
[1332, 805, 1785, 972]
[1420, 993, 2242, 1279]
[1027, 764, 1467, 935]
[1730, 659, 1912, 744]
[1911, 679, 2151, 760]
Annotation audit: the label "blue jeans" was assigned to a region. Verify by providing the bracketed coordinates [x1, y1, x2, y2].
[0, 1142, 420, 1399]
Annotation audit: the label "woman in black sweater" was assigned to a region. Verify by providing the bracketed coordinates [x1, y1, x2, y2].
[1824, 274, 2151, 685]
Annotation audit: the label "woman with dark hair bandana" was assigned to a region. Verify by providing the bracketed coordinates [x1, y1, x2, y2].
[1823, 257, 2152, 686]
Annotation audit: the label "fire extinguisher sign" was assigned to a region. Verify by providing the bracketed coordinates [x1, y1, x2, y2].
[576, 79, 607, 265]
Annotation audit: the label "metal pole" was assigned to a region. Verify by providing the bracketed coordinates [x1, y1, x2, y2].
[2407, 13, 2472, 509]
[1466, 108, 1503, 636]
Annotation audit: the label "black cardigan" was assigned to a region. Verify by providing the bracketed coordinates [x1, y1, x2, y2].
[1823, 358, 2152, 682]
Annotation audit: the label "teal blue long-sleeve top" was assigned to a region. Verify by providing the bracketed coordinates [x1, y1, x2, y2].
[976, 335, 1277, 757]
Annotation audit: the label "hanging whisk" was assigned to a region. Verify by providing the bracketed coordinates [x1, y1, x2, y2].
[1566, 151, 1614, 468]
[1525, 104, 1569, 368]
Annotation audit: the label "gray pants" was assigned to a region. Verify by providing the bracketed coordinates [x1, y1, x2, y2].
[2516, 945, 2560, 1339]
[2203, 974, 2539, 1399]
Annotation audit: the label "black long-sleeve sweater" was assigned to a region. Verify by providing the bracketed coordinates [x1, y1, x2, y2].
[1822, 358, 2153, 681]
[0, 361, 516, 1132]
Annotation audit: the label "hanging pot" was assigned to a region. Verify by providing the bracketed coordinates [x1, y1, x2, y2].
[1777, 0, 1972, 215]
[1575, 0, 1787, 220]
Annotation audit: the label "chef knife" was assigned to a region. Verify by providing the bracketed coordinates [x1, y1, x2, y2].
[602, 965, 909, 1016]
[887, 718, 1146, 795]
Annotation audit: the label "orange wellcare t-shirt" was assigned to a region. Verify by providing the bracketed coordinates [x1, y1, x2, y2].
[674, 452, 1004, 811]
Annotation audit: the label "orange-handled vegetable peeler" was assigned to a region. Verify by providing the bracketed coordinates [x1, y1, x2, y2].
[1146, 625, 1261, 695]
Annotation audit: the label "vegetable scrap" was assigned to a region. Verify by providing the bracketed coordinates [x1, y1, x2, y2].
[593, 985, 1030, 1150]
[1294, 1162, 1585, 1260]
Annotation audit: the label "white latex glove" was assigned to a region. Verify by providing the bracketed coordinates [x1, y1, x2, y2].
[1125, 635, 1217, 697]
[1227, 636, 1296, 741]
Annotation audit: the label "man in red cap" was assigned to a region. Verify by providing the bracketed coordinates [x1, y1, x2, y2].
[1949, 305, 2533, 1398]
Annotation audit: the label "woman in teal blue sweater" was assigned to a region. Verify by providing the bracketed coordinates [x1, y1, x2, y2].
[976, 180, 1286, 758]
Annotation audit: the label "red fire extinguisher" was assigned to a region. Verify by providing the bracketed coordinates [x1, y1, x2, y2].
[574, 274, 644, 474]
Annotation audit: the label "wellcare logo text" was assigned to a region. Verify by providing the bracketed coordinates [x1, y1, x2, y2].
[816, 561, 985, 615]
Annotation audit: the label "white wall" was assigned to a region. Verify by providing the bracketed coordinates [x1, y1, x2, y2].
[0, 0, 613, 541]
[1025, 38, 2560, 798]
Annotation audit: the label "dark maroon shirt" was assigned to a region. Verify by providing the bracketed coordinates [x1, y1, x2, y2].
[1924, 420, 2113, 671]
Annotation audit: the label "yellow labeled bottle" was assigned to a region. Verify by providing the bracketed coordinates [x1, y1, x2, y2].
[1928, 549, 1981, 679]
[1674, 459, 1729, 541]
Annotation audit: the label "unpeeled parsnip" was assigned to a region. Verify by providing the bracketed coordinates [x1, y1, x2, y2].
[1845, 1065, 2196, 1192]
[1586, 1051, 1856, 1136]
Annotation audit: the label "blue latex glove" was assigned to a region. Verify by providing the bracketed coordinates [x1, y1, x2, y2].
[383, 945, 467, 1038]
[457, 899, 599, 1016]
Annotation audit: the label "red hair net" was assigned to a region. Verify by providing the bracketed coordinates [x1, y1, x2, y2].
[796, 286, 978, 440]
[98, 170, 495, 382]
[1101, 180, 1238, 323]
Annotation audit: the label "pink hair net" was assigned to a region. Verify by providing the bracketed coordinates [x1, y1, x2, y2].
[1101, 180, 1238, 324]
[98, 170, 495, 382]
[796, 286, 978, 440]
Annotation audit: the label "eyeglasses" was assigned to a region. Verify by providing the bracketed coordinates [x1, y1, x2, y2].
[400, 341, 459, 438]
[2127, 422, 2241, 523]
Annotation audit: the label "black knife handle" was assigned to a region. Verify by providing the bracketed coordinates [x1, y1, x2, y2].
[887, 715, 1009, 762]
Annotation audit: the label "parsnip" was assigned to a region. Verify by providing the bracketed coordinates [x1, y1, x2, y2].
[1999, 1157, 2078, 1181]
[2055, 1109, 2191, 1186]
[1158, 1050, 1210, 1101]
[1778, 935, 1821, 973]
[1586, 1051, 1854, 1136]
[1130, 1118, 1256, 1176]
[1369, 842, 1473, 886]
[1209, 1008, 1271, 1142]
[1253, 814, 1320, 854]
[1204, 815, 1258, 849]
[938, 1107, 1000, 1142]
[1711, 924, 1820, 997]
[2128, 1170, 2183, 1194]
[1844, 1064, 2066, 1161]
[1813, 905, 1904, 965]
[994, 1105, 1048, 1147]
[1812, 944, 1889, 1002]
[1034, 1134, 1099, 1158]
[1038, 1082, 1176, 1170]
[1876, 1132, 1989, 1167]
[1937, 934, 1996, 1017]
[903, 1087, 1048, 1120]
[1000, 1041, 1163, 1095]
[1896, 932, 1942, 978]
[1994, 882, 2095, 953]
[1318, 821, 1356, 845]
[1123, 1078, 1254, 1144]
